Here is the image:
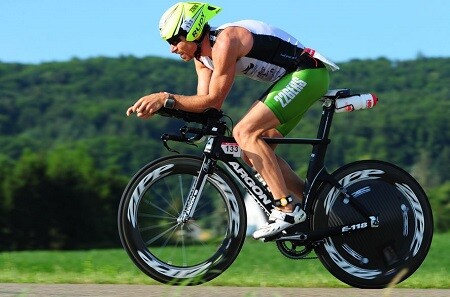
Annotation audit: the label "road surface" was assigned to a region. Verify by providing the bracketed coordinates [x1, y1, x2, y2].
[1, 284, 449, 297]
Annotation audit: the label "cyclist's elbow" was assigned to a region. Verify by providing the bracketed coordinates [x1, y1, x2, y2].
[205, 96, 224, 110]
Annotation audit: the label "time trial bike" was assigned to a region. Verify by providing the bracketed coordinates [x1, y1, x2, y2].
[117, 88, 433, 288]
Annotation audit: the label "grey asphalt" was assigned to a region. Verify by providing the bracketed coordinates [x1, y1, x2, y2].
[1, 284, 449, 297]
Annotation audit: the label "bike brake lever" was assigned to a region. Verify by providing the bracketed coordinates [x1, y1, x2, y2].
[161, 134, 180, 154]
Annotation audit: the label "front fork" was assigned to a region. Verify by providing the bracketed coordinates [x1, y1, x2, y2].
[177, 154, 217, 224]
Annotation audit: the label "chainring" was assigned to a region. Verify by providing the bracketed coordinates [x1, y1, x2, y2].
[276, 240, 315, 259]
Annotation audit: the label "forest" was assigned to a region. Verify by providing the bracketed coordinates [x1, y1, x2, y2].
[0, 55, 448, 250]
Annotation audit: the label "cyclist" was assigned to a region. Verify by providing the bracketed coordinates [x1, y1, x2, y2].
[126, 2, 339, 239]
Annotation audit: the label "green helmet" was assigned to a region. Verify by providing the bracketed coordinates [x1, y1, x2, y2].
[159, 2, 222, 42]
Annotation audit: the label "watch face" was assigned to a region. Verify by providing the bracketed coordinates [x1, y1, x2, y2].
[164, 98, 175, 109]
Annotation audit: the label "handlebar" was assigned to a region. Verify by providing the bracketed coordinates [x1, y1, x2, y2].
[156, 107, 227, 152]
[157, 107, 224, 125]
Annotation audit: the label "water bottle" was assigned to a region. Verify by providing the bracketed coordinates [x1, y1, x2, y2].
[335, 94, 378, 113]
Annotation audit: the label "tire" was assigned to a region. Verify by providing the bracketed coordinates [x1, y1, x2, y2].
[118, 155, 247, 285]
[312, 160, 433, 288]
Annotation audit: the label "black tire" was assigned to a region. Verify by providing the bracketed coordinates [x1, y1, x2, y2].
[312, 160, 433, 288]
[118, 155, 247, 285]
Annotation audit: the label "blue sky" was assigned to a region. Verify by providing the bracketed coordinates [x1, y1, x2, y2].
[0, 0, 448, 64]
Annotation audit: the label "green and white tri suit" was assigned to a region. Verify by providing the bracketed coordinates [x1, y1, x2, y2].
[198, 20, 339, 136]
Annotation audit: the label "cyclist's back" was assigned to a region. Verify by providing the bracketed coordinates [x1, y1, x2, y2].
[200, 20, 304, 82]
[199, 20, 338, 82]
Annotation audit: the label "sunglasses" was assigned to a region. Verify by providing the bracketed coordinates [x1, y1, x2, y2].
[167, 35, 182, 46]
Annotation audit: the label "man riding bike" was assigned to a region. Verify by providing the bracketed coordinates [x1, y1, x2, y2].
[126, 2, 339, 239]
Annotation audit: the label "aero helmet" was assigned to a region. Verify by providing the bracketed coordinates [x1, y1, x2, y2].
[159, 2, 222, 42]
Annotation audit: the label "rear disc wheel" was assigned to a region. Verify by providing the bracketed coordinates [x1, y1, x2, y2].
[312, 160, 433, 288]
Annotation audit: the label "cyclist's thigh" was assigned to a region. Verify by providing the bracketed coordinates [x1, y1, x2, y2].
[264, 68, 329, 136]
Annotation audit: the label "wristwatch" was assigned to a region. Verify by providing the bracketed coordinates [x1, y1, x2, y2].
[164, 93, 176, 109]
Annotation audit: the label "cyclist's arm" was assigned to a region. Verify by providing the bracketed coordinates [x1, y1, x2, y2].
[195, 60, 212, 96]
[173, 36, 240, 112]
[126, 27, 250, 117]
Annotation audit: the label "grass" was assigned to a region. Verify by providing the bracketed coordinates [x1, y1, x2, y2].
[0, 233, 448, 288]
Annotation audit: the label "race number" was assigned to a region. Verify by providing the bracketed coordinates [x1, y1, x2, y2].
[221, 142, 241, 157]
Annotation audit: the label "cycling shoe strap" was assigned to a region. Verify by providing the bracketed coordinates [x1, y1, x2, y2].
[268, 204, 304, 224]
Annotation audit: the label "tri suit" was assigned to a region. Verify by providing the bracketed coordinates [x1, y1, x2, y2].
[197, 20, 339, 135]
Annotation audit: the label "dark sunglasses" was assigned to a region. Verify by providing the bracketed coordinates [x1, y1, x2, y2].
[167, 35, 182, 46]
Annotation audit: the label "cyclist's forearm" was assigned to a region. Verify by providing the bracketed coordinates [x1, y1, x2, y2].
[170, 93, 223, 112]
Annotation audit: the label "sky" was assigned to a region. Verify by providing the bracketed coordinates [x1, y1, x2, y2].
[0, 0, 448, 64]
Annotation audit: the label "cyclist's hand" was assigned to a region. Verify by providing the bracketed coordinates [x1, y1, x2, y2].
[126, 92, 165, 119]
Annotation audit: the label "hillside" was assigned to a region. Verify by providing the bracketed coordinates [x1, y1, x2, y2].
[1, 56, 448, 179]
[0, 56, 448, 249]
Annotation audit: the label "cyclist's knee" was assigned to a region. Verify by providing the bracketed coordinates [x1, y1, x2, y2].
[233, 122, 246, 142]
[233, 122, 256, 147]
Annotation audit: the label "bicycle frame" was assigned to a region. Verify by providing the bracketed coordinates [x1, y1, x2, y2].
[205, 107, 334, 218]
[171, 98, 379, 242]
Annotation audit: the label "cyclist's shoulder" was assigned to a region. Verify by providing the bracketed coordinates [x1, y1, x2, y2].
[217, 20, 283, 33]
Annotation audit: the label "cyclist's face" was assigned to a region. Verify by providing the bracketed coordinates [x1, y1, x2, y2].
[168, 36, 196, 61]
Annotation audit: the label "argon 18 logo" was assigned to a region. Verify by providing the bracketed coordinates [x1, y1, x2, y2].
[228, 161, 271, 205]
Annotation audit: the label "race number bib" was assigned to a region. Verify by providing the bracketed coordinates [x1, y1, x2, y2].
[221, 142, 241, 157]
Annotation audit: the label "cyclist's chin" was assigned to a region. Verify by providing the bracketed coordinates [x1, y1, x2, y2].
[178, 53, 193, 62]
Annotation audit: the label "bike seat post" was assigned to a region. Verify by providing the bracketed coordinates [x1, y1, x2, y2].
[317, 99, 336, 140]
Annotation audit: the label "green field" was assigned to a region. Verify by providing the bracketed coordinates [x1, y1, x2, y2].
[0, 233, 448, 288]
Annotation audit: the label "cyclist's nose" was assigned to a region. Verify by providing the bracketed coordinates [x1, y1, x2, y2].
[170, 45, 178, 53]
